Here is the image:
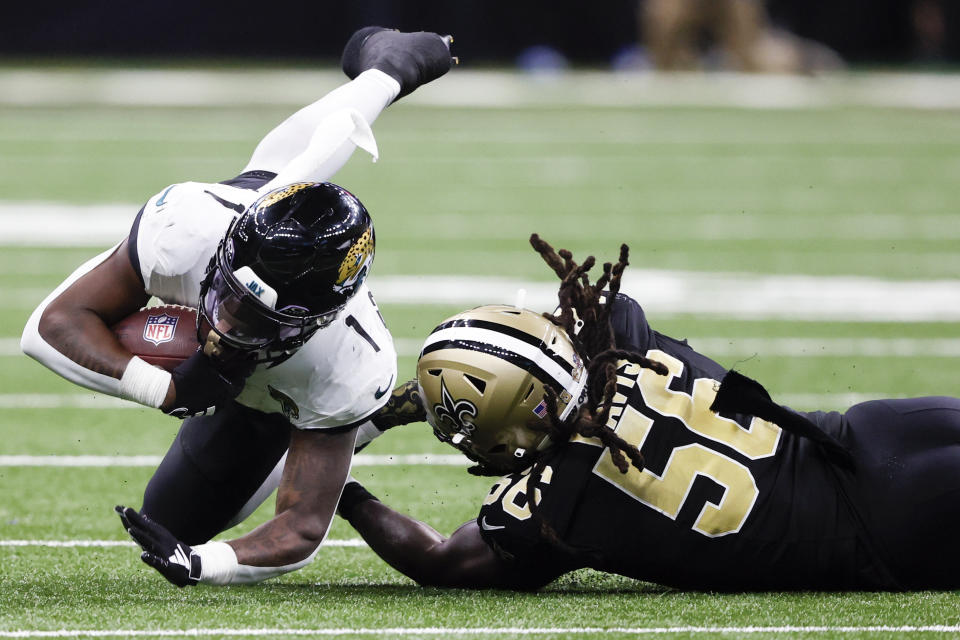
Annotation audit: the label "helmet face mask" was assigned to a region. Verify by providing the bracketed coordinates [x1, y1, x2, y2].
[197, 247, 336, 360]
[197, 182, 374, 364]
[417, 305, 587, 475]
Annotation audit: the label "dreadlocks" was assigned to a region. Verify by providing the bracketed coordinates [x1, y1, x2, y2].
[497, 234, 669, 554]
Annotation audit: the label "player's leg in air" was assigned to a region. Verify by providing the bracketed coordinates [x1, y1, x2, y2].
[242, 28, 455, 178]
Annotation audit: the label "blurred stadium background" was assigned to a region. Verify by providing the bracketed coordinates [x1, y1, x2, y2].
[2, 1, 960, 638]
[2, 0, 960, 69]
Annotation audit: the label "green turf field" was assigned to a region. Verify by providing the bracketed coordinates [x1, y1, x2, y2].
[1, 70, 959, 638]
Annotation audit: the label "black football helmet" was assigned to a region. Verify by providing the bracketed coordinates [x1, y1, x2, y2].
[198, 181, 374, 363]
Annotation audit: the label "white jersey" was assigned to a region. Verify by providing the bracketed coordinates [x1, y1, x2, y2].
[132, 180, 397, 430]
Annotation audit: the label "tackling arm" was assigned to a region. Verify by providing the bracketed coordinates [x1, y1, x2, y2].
[340, 485, 562, 590]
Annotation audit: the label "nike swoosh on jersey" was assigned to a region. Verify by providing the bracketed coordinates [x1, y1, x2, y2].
[480, 516, 506, 531]
[374, 375, 395, 399]
[155, 185, 175, 207]
[204, 190, 245, 213]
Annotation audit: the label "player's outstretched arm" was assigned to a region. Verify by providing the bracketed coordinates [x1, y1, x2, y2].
[222, 427, 356, 575]
[119, 426, 356, 586]
[338, 482, 561, 590]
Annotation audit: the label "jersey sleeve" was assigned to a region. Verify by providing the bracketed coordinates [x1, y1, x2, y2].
[475, 474, 560, 569]
[608, 293, 657, 353]
[129, 182, 237, 306]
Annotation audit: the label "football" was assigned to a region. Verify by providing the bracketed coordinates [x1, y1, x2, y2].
[112, 305, 199, 372]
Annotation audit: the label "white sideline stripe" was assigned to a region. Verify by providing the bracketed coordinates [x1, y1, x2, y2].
[4, 69, 960, 109]
[688, 337, 960, 357]
[1, 626, 959, 637]
[0, 454, 469, 467]
[0, 539, 366, 549]
[396, 337, 960, 358]
[5, 205, 960, 245]
[9, 271, 958, 321]
[778, 393, 888, 408]
[369, 274, 960, 322]
[0, 391, 899, 414]
[0, 395, 141, 409]
[7, 337, 960, 359]
[0, 203, 135, 245]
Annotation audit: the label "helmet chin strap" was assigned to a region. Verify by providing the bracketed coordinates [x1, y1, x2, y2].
[202, 330, 224, 358]
[514, 288, 527, 309]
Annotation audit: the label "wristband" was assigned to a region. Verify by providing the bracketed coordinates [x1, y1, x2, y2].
[119, 356, 171, 408]
[194, 540, 321, 585]
[192, 541, 239, 586]
[337, 482, 379, 521]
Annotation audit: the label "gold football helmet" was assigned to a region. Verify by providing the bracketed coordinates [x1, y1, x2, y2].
[416, 305, 588, 473]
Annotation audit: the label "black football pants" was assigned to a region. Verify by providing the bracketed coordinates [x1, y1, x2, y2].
[841, 396, 960, 589]
[140, 401, 292, 545]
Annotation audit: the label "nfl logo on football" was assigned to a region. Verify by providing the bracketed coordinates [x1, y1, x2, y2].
[143, 313, 179, 346]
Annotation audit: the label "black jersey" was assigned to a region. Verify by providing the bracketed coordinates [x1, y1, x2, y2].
[477, 294, 911, 591]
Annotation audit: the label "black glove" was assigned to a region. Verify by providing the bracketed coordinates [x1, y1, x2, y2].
[116, 505, 200, 587]
[165, 350, 254, 418]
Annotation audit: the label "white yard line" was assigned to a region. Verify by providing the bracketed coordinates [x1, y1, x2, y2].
[688, 337, 960, 357]
[395, 337, 960, 359]
[0, 395, 141, 409]
[11, 271, 955, 320]
[0, 454, 469, 467]
[1, 625, 959, 637]
[0, 539, 366, 548]
[0, 392, 900, 413]
[7, 337, 960, 360]
[366, 274, 960, 322]
[3, 204, 960, 320]
[3, 69, 960, 109]
[3, 204, 960, 244]
[777, 393, 888, 408]
[0, 203, 136, 246]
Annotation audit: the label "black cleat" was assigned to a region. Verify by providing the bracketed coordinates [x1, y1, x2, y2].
[341, 27, 457, 101]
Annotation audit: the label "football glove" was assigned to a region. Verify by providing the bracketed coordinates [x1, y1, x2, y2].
[354, 379, 425, 453]
[164, 350, 254, 418]
[370, 379, 426, 430]
[116, 505, 200, 587]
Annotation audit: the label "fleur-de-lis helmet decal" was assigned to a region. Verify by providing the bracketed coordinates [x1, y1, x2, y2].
[433, 377, 478, 435]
